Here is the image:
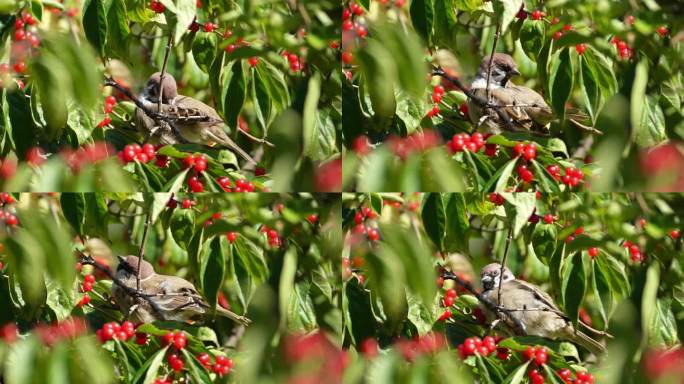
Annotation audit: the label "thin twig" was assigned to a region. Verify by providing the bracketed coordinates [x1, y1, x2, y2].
[158, 34, 174, 112]
[136, 211, 153, 293]
[237, 128, 275, 147]
[485, 22, 502, 100]
[496, 226, 514, 308]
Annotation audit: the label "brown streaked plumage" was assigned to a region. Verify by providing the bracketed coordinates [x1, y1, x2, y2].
[111, 255, 251, 325]
[480, 263, 605, 355]
[468, 53, 554, 134]
[135, 72, 256, 165]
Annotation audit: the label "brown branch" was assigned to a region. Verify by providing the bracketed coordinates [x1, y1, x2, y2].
[158, 33, 174, 112]
[237, 128, 275, 147]
[485, 22, 502, 100]
[496, 226, 514, 309]
[136, 210, 153, 293]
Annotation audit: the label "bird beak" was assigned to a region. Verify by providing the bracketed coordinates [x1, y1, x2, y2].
[482, 276, 493, 290]
[509, 68, 521, 77]
[117, 255, 126, 264]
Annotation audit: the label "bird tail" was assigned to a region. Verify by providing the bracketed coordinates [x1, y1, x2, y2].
[215, 306, 252, 326]
[567, 328, 605, 355]
[204, 128, 257, 165]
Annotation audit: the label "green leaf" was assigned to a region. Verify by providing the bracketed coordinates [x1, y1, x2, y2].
[192, 32, 218, 73]
[421, 193, 446, 251]
[170, 208, 195, 250]
[409, 0, 434, 45]
[200, 236, 225, 311]
[630, 57, 649, 144]
[494, 0, 522, 36]
[138, 346, 169, 384]
[343, 279, 377, 344]
[221, 60, 247, 126]
[105, 0, 131, 60]
[641, 262, 660, 343]
[502, 360, 531, 384]
[60, 193, 86, 236]
[487, 157, 517, 192]
[532, 223, 557, 264]
[82, 0, 107, 58]
[548, 47, 573, 121]
[302, 73, 321, 158]
[444, 193, 470, 252]
[279, 247, 298, 329]
[561, 252, 587, 325]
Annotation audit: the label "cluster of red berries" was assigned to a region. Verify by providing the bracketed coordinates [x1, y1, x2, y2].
[149, 0, 165, 13]
[342, 256, 365, 282]
[447, 132, 497, 156]
[219, 177, 256, 192]
[0, 193, 18, 227]
[95, 321, 139, 343]
[386, 131, 441, 159]
[564, 226, 585, 243]
[78, 274, 96, 306]
[97, 96, 117, 128]
[546, 164, 584, 189]
[457, 336, 506, 359]
[352, 206, 379, 237]
[13, 11, 40, 48]
[281, 50, 305, 73]
[670, 230, 680, 239]
[260, 225, 282, 247]
[119, 143, 158, 164]
[341, 3, 367, 66]
[523, 345, 549, 365]
[161, 330, 188, 350]
[61, 142, 115, 172]
[557, 369, 595, 384]
[426, 85, 445, 118]
[167, 198, 196, 210]
[33, 317, 88, 346]
[611, 36, 633, 60]
[436, 288, 459, 320]
[512, 142, 537, 161]
[393, 333, 446, 362]
[200, 353, 234, 376]
[488, 192, 505, 206]
[622, 241, 645, 263]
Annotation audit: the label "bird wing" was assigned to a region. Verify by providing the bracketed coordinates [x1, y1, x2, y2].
[508, 279, 568, 320]
[491, 86, 554, 130]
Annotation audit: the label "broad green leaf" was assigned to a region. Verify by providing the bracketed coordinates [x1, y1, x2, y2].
[641, 262, 660, 343]
[170, 208, 195, 250]
[139, 346, 169, 384]
[200, 236, 225, 310]
[278, 247, 298, 329]
[444, 193, 469, 252]
[548, 47, 573, 121]
[561, 252, 587, 325]
[409, 0, 434, 45]
[302, 73, 321, 157]
[502, 360, 530, 384]
[82, 0, 107, 57]
[60, 193, 86, 236]
[421, 193, 446, 251]
[192, 32, 218, 73]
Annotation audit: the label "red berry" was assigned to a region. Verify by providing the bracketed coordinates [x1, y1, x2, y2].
[198, 353, 211, 367]
[438, 310, 452, 321]
[670, 230, 680, 239]
[307, 214, 318, 224]
[193, 154, 207, 172]
[248, 57, 259, 67]
[543, 214, 554, 224]
[562, 24, 572, 31]
[523, 346, 536, 360]
[203, 22, 215, 32]
[575, 43, 586, 55]
[531, 10, 542, 20]
[552, 31, 562, 40]
[516, 9, 527, 20]
[574, 226, 584, 235]
[82, 281, 93, 292]
[445, 288, 457, 298]
[656, 26, 668, 37]
[459, 103, 469, 116]
[170, 357, 184, 372]
[367, 228, 380, 241]
[173, 331, 187, 350]
[588, 247, 599, 258]
[534, 347, 548, 365]
[225, 44, 236, 53]
[522, 143, 537, 161]
[161, 331, 174, 346]
[182, 154, 195, 168]
[341, 51, 353, 64]
[5, 214, 18, 226]
[84, 274, 95, 284]
[226, 232, 238, 243]
[13, 61, 26, 73]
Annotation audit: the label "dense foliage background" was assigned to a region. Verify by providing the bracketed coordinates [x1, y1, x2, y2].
[342, 0, 684, 192]
[342, 192, 683, 383]
[0, 192, 343, 383]
[0, 0, 341, 192]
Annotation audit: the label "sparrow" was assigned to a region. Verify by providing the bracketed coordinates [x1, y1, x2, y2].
[135, 72, 257, 164]
[479, 263, 605, 355]
[467, 53, 554, 134]
[111, 255, 251, 325]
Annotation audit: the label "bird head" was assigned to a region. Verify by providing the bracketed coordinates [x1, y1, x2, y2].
[140, 72, 178, 104]
[480, 263, 514, 291]
[478, 53, 521, 87]
[116, 255, 155, 279]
